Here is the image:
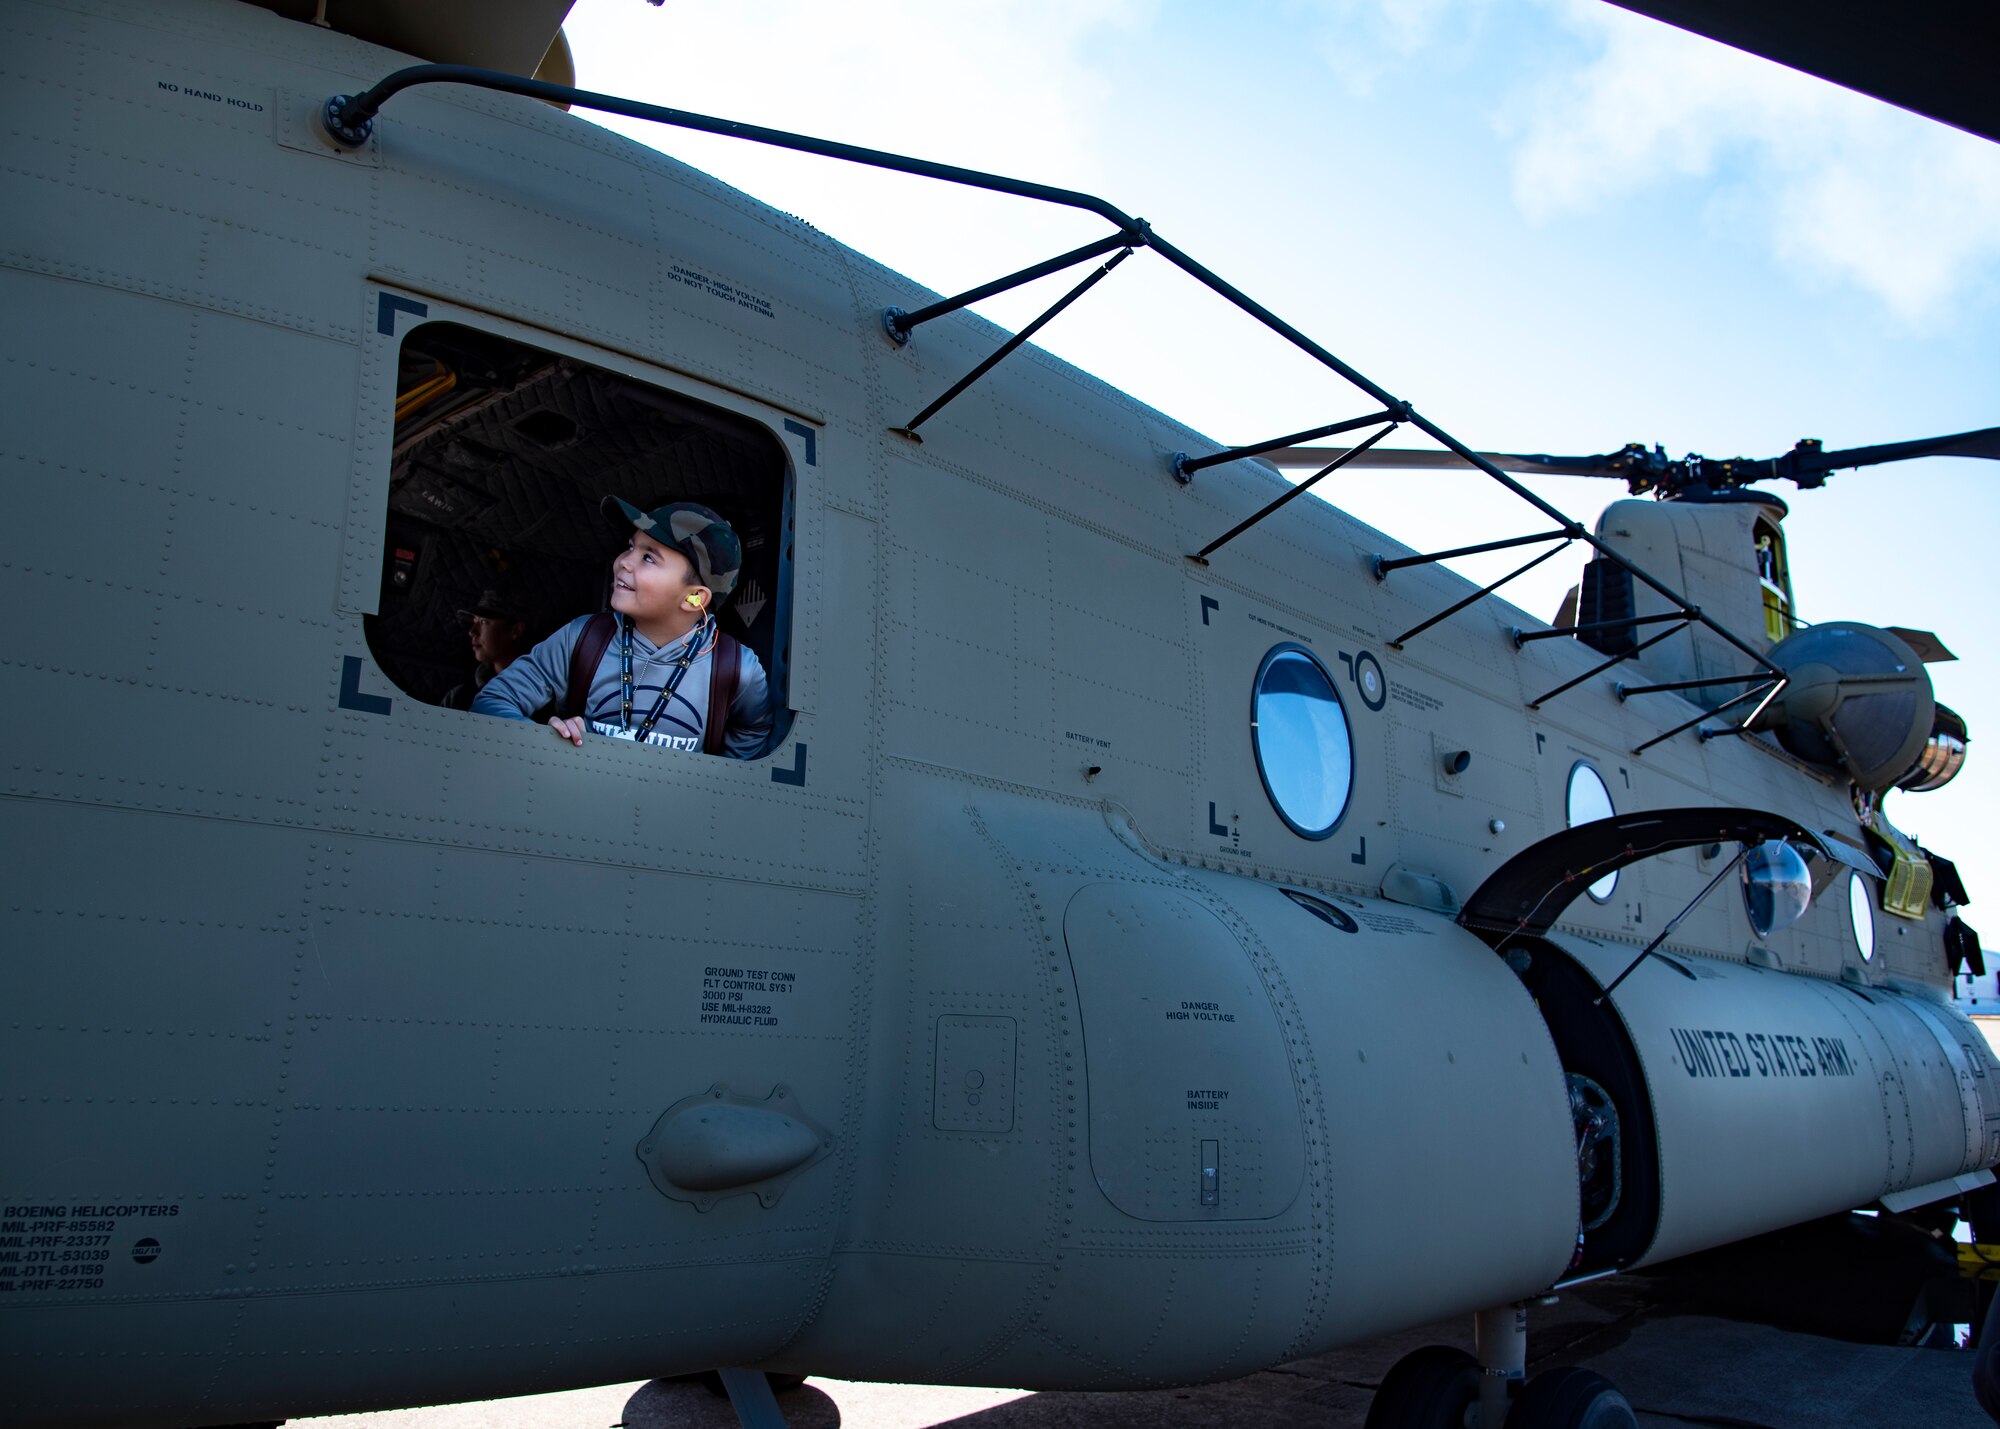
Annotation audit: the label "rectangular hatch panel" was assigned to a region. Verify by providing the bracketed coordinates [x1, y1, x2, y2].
[1063, 884, 1305, 1221]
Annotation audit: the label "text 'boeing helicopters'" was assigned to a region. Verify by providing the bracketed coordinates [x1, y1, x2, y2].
[2, 3, 1995, 1428]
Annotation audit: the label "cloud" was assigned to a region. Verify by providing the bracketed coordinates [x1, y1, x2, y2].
[563, 0, 1163, 293]
[1292, 0, 1503, 96]
[1502, 0, 2000, 325]
[570, 0, 1156, 184]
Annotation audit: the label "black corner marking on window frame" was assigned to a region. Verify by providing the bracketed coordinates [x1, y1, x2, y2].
[366, 316, 795, 739]
[772, 743, 807, 785]
[376, 294, 429, 336]
[783, 419, 817, 467]
[339, 656, 392, 715]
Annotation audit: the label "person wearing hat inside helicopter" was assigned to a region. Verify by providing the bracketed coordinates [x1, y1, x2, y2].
[471, 499, 773, 758]
[442, 588, 534, 711]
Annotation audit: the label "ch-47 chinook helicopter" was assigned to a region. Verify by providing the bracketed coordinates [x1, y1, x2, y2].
[3, 2, 1997, 1428]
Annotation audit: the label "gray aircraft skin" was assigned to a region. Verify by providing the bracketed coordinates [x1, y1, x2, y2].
[1, 3, 1993, 1427]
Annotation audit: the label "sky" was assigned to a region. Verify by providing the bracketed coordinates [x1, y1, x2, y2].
[563, 0, 2000, 947]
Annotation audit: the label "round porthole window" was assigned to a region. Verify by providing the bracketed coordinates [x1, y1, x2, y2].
[1849, 871, 1876, 962]
[1740, 840, 1811, 939]
[1565, 762, 1618, 902]
[1252, 645, 1353, 840]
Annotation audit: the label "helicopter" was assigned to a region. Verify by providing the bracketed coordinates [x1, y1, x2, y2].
[1, 3, 1996, 1429]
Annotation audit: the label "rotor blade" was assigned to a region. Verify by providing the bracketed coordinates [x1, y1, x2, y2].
[1258, 446, 1627, 477]
[1264, 427, 2000, 488]
[1786, 426, 2000, 478]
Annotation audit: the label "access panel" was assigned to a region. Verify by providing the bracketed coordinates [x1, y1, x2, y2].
[1063, 884, 1305, 1221]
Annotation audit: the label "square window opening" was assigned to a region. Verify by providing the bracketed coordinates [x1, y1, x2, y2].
[364, 321, 795, 755]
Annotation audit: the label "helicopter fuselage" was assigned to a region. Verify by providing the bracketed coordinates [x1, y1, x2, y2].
[1, 3, 1992, 1425]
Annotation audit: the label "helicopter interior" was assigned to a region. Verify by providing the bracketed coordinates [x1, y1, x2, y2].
[364, 321, 793, 744]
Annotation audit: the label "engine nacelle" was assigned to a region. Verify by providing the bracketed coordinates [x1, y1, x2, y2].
[1752, 622, 1936, 791]
[1530, 935, 2000, 1275]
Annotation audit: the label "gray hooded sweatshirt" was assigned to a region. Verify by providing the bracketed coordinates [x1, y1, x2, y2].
[471, 615, 773, 758]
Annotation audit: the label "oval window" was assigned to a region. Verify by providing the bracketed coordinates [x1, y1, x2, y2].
[1252, 646, 1353, 840]
[1565, 762, 1618, 902]
[1849, 871, 1876, 962]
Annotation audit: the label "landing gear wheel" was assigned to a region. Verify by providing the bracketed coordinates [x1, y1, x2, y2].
[1504, 1367, 1636, 1429]
[1976, 1293, 2000, 1420]
[1364, 1345, 1480, 1429]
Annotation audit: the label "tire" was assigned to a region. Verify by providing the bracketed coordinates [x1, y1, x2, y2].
[1967, 1181, 2000, 1248]
[1364, 1345, 1480, 1429]
[1974, 1289, 2000, 1421]
[1505, 1367, 1637, 1429]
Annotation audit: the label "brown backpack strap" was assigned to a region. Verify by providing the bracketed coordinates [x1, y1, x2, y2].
[561, 613, 620, 719]
[704, 631, 740, 755]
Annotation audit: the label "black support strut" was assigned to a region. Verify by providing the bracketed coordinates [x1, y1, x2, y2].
[1616, 671, 1767, 699]
[1596, 846, 1754, 1003]
[882, 230, 1141, 345]
[1631, 679, 1786, 756]
[896, 247, 1134, 437]
[1191, 423, 1399, 562]
[1387, 539, 1574, 651]
[1514, 610, 1689, 648]
[1372, 528, 1577, 580]
[1527, 619, 1692, 710]
[319, 63, 1789, 725]
[1173, 409, 1403, 484]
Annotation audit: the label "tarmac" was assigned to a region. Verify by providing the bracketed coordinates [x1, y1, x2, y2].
[304, 1270, 1992, 1429]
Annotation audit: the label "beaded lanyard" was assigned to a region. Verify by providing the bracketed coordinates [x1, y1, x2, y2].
[618, 613, 717, 743]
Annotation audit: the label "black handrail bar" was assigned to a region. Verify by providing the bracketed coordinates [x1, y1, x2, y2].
[321, 65, 1786, 692]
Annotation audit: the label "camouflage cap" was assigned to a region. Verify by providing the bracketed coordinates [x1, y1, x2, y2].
[457, 588, 528, 625]
[602, 496, 743, 602]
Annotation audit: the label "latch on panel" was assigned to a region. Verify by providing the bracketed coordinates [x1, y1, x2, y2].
[1200, 1139, 1220, 1207]
[934, 1015, 1018, 1132]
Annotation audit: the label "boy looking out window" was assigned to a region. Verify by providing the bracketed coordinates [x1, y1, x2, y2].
[442, 589, 533, 711]
[472, 499, 773, 758]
